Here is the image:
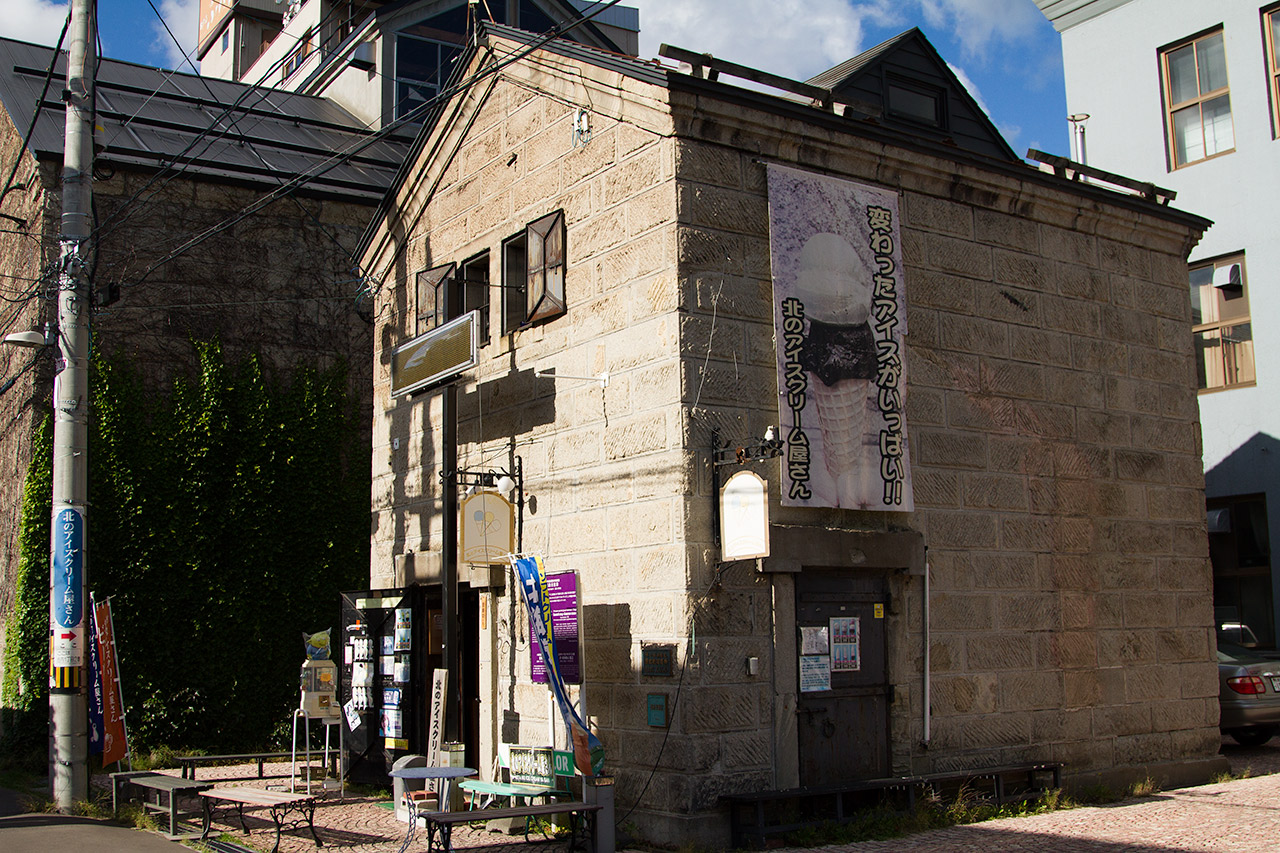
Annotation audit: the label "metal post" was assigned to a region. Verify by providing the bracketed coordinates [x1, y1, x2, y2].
[49, 0, 94, 810]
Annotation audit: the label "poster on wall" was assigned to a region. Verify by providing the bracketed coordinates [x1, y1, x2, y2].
[830, 616, 861, 672]
[767, 163, 914, 511]
[529, 571, 581, 684]
[799, 655, 831, 692]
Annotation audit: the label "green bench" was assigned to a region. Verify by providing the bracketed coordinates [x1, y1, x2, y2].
[111, 771, 211, 838]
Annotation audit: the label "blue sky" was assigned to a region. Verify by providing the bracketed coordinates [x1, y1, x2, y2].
[3, 0, 1069, 156]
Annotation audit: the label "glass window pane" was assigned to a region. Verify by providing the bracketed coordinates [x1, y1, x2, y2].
[1223, 323, 1255, 386]
[1272, 13, 1280, 69]
[1202, 94, 1233, 155]
[1189, 265, 1213, 324]
[1196, 328, 1221, 389]
[397, 36, 440, 81]
[1172, 105, 1203, 164]
[1167, 43, 1199, 104]
[1197, 31, 1228, 93]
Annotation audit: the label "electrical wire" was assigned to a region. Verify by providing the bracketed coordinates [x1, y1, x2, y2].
[128, 0, 628, 291]
[0, 10, 71, 210]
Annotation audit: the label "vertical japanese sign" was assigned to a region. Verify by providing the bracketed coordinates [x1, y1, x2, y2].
[426, 669, 447, 765]
[767, 163, 913, 511]
[529, 572, 580, 684]
[50, 507, 84, 687]
[513, 556, 604, 776]
[93, 598, 129, 766]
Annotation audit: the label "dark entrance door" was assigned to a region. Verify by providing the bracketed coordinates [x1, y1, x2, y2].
[795, 569, 890, 786]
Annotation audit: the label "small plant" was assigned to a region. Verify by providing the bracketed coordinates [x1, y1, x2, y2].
[1127, 776, 1160, 798]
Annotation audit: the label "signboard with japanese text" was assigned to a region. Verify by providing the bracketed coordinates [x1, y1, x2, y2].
[767, 164, 913, 511]
[51, 507, 85, 681]
[529, 571, 581, 685]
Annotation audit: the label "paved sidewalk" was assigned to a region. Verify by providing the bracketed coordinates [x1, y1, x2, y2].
[4, 737, 1280, 852]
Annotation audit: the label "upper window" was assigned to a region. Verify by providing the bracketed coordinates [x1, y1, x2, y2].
[502, 211, 567, 333]
[1265, 8, 1280, 136]
[283, 30, 314, 80]
[886, 78, 945, 128]
[1191, 254, 1254, 392]
[414, 254, 490, 345]
[1162, 29, 1234, 168]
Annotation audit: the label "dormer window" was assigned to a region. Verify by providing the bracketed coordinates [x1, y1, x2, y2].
[886, 77, 945, 128]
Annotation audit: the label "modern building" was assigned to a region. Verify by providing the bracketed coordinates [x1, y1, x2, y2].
[1037, 0, 1280, 646]
[196, 0, 639, 128]
[358, 21, 1223, 845]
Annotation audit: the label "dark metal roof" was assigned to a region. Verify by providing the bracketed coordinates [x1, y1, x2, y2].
[0, 36, 413, 202]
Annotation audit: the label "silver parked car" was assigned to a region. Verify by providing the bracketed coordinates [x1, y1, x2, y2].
[1219, 641, 1280, 746]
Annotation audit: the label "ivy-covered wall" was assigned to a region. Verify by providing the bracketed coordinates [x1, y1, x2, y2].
[1, 341, 370, 756]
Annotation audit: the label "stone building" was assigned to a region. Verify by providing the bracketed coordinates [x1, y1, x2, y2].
[358, 22, 1221, 845]
[0, 38, 409, 701]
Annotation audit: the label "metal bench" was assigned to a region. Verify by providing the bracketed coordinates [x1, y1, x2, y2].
[198, 785, 321, 853]
[110, 771, 211, 838]
[419, 800, 601, 853]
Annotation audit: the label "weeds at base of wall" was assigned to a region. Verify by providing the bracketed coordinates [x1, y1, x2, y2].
[779, 779, 1166, 848]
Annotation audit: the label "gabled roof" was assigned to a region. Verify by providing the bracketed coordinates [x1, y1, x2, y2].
[0, 37, 413, 203]
[806, 28, 1020, 163]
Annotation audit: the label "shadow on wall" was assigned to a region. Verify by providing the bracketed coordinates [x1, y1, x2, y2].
[1204, 432, 1280, 498]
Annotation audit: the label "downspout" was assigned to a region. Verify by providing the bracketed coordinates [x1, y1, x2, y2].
[922, 548, 931, 749]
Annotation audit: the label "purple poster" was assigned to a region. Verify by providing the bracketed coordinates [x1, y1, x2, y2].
[530, 572, 580, 684]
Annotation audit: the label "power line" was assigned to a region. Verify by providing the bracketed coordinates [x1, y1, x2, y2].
[133, 1, 628, 291]
[0, 10, 71, 210]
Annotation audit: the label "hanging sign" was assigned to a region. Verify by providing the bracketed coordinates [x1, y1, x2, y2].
[720, 470, 770, 560]
[460, 492, 515, 564]
[767, 163, 913, 511]
[529, 571, 581, 685]
[513, 556, 603, 776]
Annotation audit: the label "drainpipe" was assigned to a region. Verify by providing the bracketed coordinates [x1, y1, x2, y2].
[922, 549, 931, 749]
[1068, 113, 1090, 176]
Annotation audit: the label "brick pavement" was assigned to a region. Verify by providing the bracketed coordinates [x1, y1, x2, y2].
[99, 737, 1280, 852]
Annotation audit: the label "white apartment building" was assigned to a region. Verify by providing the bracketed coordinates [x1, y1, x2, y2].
[1039, 0, 1280, 645]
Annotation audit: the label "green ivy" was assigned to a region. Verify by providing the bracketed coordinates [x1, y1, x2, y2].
[2, 341, 370, 756]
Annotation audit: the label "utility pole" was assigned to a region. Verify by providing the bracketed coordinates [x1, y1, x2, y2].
[49, 0, 94, 809]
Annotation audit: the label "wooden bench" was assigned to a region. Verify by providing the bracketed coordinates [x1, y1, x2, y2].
[176, 751, 300, 780]
[417, 801, 601, 853]
[110, 771, 211, 838]
[198, 786, 321, 853]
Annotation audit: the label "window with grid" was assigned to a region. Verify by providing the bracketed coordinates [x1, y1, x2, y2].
[1266, 7, 1280, 136]
[1191, 254, 1254, 392]
[1161, 28, 1234, 167]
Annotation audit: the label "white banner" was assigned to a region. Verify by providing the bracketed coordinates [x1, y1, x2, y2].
[768, 164, 913, 511]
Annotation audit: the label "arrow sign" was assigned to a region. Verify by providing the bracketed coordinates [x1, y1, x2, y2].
[59, 632, 75, 640]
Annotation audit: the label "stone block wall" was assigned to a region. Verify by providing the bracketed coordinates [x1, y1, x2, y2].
[669, 82, 1219, 818]
[364, 56, 693, 791]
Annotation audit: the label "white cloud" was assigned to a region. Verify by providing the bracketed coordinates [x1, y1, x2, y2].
[0, 0, 71, 47]
[916, 0, 1043, 59]
[151, 0, 200, 71]
[631, 0, 896, 82]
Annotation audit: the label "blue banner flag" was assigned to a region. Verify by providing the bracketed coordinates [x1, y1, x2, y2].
[87, 601, 104, 755]
[512, 555, 604, 776]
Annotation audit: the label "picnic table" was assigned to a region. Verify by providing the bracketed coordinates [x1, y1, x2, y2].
[199, 785, 321, 853]
[111, 771, 211, 838]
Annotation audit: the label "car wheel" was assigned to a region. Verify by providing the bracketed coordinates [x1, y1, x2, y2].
[1229, 727, 1276, 747]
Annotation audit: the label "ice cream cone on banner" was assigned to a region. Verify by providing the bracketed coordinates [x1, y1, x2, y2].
[812, 378, 877, 508]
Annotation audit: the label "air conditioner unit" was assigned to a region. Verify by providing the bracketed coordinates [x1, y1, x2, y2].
[350, 41, 375, 71]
